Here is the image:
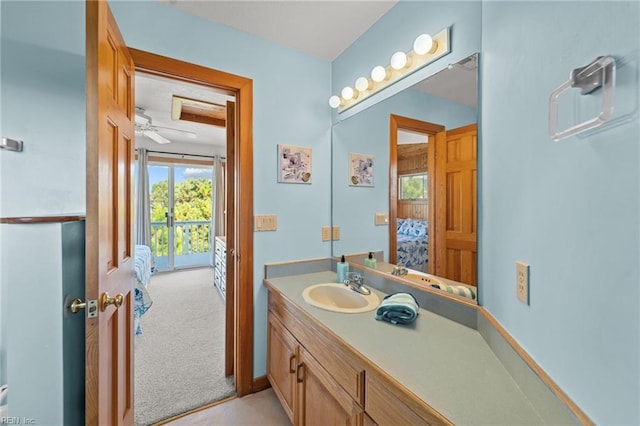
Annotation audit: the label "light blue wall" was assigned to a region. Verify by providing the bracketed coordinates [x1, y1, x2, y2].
[0, 0, 86, 406]
[481, 2, 639, 424]
[332, 88, 476, 258]
[0, 1, 86, 217]
[331, 1, 482, 121]
[333, 0, 639, 423]
[109, 1, 332, 377]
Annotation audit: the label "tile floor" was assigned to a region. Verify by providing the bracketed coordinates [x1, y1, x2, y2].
[166, 388, 291, 425]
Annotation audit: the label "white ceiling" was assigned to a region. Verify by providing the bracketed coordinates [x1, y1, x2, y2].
[135, 73, 233, 151]
[159, 0, 398, 61]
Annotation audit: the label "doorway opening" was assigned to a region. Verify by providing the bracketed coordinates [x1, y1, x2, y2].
[389, 114, 478, 285]
[389, 115, 441, 275]
[129, 49, 254, 423]
[133, 70, 235, 424]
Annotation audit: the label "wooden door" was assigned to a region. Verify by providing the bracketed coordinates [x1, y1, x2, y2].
[297, 347, 364, 426]
[267, 315, 298, 423]
[86, 1, 135, 424]
[224, 100, 236, 376]
[434, 124, 477, 285]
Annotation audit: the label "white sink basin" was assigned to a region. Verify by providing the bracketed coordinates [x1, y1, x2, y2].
[302, 283, 380, 313]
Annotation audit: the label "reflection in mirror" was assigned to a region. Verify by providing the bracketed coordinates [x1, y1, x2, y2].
[332, 54, 478, 294]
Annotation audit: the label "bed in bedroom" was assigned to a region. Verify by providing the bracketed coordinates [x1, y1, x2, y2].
[134, 245, 153, 335]
[396, 218, 428, 272]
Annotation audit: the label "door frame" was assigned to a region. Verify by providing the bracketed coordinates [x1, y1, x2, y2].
[388, 114, 443, 273]
[129, 48, 254, 396]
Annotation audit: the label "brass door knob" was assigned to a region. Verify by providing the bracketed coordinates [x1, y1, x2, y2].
[101, 292, 124, 312]
[69, 299, 86, 314]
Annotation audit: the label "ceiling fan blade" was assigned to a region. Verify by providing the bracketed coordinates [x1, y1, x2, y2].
[142, 130, 171, 145]
[152, 125, 197, 139]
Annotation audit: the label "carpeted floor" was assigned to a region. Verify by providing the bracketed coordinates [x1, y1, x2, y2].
[134, 268, 235, 426]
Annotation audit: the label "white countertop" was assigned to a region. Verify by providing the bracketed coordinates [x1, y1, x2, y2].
[265, 270, 546, 425]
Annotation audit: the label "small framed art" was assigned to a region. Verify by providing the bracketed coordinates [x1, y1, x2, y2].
[278, 144, 312, 184]
[348, 152, 374, 187]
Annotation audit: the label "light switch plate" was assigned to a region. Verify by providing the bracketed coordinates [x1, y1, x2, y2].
[321, 226, 331, 241]
[254, 215, 277, 231]
[516, 261, 529, 305]
[332, 226, 340, 240]
[374, 212, 389, 226]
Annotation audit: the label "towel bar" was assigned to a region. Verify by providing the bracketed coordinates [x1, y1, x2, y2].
[548, 56, 616, 141]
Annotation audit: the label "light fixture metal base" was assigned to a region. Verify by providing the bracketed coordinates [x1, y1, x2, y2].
[338, 27, 451, 113]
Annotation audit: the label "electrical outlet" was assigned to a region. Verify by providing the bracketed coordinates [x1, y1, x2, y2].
[321, 226, 331, 241]
[516, 261, 529, 305]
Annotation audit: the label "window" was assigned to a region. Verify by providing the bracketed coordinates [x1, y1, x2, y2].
[399, 173, 427, 200]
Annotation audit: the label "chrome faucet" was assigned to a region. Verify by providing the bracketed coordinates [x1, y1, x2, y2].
[391, 264, 408, 276]
[343, 272, 372, 295]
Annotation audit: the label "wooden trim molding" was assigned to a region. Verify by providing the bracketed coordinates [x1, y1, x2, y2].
[478, 307, 594, 425]
[252, 375, 271, 393]
[0, 215, 86, 224]
[130, 48, 255, 397]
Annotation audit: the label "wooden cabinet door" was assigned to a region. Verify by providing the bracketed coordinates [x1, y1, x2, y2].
[297, 347, 363, 426]
[267, 315, 298, 423]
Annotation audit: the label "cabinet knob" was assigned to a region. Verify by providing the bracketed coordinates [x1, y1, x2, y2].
[289, 354, 296, 374]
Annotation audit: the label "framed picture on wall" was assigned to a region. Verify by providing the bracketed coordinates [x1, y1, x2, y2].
[349, 152, 374, 187]
[277, 144, 312, 184]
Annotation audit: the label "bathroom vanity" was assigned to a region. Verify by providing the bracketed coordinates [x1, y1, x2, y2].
[264, 265, 578, 425]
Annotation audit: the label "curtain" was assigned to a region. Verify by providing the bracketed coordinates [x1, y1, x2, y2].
[212, 156, 225, 238]
[136, 148, 151, 247]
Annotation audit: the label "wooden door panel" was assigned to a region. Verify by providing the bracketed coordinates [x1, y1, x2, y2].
[87, 1, 135, 424]
[435, 124, 477, 286]
[118, 133, 132, 261]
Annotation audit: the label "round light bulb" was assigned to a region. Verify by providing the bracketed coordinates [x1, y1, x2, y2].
[371, 65, 387, 82]
[355, 77, 370, 92]
[390, 51, 408, 70]
[341, 86, 355, 101]
[413, 34, 436, 55]
[328, 95, 341, 109]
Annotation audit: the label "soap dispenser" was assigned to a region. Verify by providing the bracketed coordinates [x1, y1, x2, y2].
[336, 255, 349, 283]
[364, 252, 377, 269]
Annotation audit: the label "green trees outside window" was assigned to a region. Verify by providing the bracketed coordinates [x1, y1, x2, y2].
[399, 174, 427, 200]
[150, 177, 213, 256]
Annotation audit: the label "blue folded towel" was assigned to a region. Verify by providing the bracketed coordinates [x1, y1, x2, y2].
[375, 292, 419, 325]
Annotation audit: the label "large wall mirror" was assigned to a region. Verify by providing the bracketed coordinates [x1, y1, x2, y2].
[331, 53, 478, 288]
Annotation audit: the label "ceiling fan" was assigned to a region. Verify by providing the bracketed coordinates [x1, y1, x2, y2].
[134, 107, 196, 144]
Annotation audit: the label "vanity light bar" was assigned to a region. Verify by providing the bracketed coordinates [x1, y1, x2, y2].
[329, 27, 450, 112]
